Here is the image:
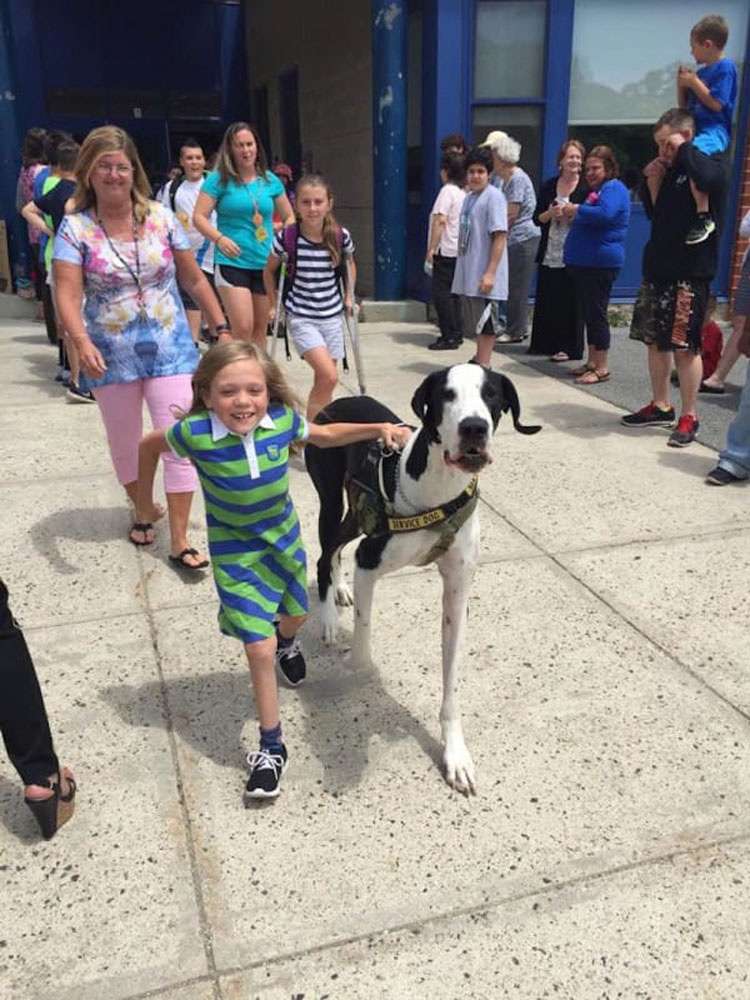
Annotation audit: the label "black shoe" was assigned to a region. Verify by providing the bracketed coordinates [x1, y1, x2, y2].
[667, 414, 699, 447]
[276, 632, 306, 686]
[621, 403, 675, 428]
[428, 337, 463, 351]
[244, 744, 288, 801]
[705, 466, 744, 486]
[699, 381, 725, 395]
[66, 383, 96, 404]
[685, 213, 716, 246]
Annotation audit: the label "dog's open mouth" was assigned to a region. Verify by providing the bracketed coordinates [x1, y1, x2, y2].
[444, 448, 491, 472]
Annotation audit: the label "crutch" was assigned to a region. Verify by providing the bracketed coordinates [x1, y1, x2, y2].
[342, 249, 367, 394]
[269, 251, 288, 360]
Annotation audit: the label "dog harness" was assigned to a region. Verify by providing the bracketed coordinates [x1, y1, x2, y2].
[345, 443, 479, 564]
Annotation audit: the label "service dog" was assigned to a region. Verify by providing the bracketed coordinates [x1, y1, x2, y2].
[305, 363, 540, 793]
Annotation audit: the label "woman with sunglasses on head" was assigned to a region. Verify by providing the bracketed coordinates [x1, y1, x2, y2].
[53, 126, 228, 571]
[194, 122, 295, 347]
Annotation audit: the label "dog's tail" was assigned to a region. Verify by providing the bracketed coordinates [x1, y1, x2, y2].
[499, 374, 542, 435]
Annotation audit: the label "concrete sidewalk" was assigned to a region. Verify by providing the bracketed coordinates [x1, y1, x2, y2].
[2, 319, 750, 1000]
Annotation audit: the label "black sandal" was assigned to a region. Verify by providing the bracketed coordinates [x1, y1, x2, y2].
[168, 548, 209, 572]
[25, 769, 76, 840]
[130, 522, 154, 546]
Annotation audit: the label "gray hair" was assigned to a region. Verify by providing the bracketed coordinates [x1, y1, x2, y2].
[491, 134, 521, 165]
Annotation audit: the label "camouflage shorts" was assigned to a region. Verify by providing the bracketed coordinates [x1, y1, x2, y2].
[629, 279, 709, 352]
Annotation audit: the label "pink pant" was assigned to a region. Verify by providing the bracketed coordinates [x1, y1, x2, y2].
[93, 374, 197, 493]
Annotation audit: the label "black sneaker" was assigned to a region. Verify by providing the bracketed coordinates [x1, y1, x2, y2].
[621, 403, 675, 428]
[667, 414, 699, 447]
[275, 633, 306, 686]
[66, 383, 96, 404]
[427, 337, 463, 351]
[244, 744, 288, 801]
[705, 466, 744, 486]
[685, 213, 716, 246]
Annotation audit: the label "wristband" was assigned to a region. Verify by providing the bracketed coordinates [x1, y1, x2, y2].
[215, 234, 224, 244]
[215, 323, 231, 334]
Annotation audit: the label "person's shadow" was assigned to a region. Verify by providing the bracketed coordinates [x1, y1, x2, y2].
[0, 772, 41, 843]
[101, 630, 445, 795]
[29, 507, 129, 574]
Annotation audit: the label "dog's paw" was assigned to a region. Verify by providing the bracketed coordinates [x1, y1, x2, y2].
[345, 648, 375, 672]
[335, 581, 353, 607]
[320, 597, 340, 646]
[443, 740, 476, 796]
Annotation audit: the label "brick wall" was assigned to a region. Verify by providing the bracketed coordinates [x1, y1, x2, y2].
[729, 130, 750, 309]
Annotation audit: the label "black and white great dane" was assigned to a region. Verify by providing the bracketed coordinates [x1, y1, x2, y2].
[305, 363, 540, 793]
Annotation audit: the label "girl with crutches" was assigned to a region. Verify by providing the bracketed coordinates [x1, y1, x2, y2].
[263, 174, 355, 419]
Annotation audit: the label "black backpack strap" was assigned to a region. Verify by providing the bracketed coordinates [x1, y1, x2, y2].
[168, 173, 184, 213]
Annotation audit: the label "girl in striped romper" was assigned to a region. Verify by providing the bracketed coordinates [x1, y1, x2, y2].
[264, 174, 355, 418]
[134, 341, 410, 801]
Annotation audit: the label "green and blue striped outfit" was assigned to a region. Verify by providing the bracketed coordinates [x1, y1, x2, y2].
[166, 404, 309, 643]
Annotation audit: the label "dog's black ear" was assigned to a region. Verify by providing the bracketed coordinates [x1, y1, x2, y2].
[411, 370, 445, 442]
[486, 372, 542, 435]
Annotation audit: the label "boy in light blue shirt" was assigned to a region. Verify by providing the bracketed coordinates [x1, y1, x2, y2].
[677, 13, 738, 245]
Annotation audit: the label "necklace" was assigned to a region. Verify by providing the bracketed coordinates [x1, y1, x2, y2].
[242, 182, 268, 243]
[97, 212, 148, 321]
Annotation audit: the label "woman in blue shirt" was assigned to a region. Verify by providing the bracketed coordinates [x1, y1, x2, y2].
[194, 123, 295, 347]
[563, 146, 630, 385]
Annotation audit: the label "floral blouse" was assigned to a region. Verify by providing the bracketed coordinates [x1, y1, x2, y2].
[53, 201, 197, 390]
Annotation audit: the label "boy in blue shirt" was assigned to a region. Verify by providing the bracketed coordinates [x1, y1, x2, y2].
[677, 13, 738, 245]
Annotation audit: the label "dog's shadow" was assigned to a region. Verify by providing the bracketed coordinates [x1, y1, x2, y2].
[100, 633, 443, 795]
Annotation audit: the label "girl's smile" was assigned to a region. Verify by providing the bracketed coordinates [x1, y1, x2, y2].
[203, 359, 270, 435]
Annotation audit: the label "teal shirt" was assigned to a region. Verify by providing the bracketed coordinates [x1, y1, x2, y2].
[202, 169, 284, 270]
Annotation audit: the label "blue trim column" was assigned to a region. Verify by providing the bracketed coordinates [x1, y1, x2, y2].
[0, 0, 26, 290]
[372, 0, 407, 300]
[541, 0, 575, 179]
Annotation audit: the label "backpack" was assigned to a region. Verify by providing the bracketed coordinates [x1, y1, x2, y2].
[279, 223, 347, 300]
[167, 171, 207, 212]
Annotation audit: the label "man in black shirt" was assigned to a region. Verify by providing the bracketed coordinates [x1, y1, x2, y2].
[622, 108, 730, 447]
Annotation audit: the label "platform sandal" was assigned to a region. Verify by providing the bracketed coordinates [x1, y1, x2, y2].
[24, 768, 77, 840]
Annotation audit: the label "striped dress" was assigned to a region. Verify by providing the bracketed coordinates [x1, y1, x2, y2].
[166, 403, 309, 643]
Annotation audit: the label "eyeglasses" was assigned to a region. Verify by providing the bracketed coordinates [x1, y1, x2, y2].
[95, 162, 133, 176]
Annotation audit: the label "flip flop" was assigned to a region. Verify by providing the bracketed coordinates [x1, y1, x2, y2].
[169, 548, 209, 572]
[130, 522, 154, 546]
[577, 369, 611, 384]
[570, 363, 595, 377]
[550, 352, 570, 362]
[575, 369, 611, 385]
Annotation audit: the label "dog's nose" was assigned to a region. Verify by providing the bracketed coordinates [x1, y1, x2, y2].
[458, 416, 489, 441]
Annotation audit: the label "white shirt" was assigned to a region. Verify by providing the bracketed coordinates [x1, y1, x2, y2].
[162, 177, 215, 273]
[429, 183, 465, 258]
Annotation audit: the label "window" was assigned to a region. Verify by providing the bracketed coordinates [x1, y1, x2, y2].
[474, 0, 546, 99]
[471, 106, 543, 188]
[472, 0, 547, 184]
[569, 0, 748, 195]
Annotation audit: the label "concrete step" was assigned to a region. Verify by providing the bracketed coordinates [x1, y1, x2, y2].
[359, 299, 427, 323]
[0, 293, 37, 320]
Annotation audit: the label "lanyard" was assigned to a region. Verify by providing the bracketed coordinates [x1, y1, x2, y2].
[243, 182, 268, 243]
[97, 213, 147, 318]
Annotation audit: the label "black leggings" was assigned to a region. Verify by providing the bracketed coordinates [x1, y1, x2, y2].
[431, 254, 462, 341]
[0, 579, 59, 786]
[571, 267, 619, 351]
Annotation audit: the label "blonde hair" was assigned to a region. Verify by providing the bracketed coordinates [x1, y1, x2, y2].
[71, 126, 152, 223]
[295, 174, 343, 267]
[184, 341, 302, 418]
[214, 121, 269, 187]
